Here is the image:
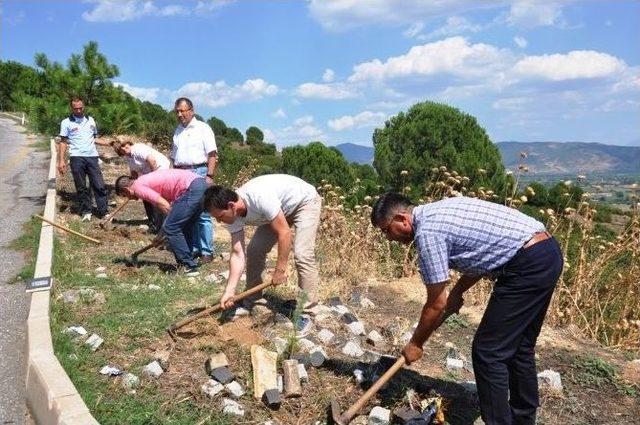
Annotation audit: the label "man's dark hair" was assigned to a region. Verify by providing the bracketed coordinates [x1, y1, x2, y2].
[370, 192, 414, 227]
[69, 96, 84, 105]
[115, 175, 133, 196]
[174, 97, 193, 110]
[203, 185, 239, 211]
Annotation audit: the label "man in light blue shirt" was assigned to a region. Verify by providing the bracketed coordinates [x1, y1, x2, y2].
[58, 97, 110, 221]
[371, 193, 563, 425]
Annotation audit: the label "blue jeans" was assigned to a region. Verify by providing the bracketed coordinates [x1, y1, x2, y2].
[162, 178, 207, 268]
[190, 166, 214, 256]
[69, 156, 108, 216]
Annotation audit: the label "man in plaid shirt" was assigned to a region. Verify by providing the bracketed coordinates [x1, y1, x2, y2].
[371, 193, 563, 425]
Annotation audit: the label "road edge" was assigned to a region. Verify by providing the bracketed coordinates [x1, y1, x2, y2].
[25, 138, 99, 424]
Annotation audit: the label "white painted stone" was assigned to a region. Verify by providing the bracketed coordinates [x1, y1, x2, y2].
[298, 338, 316, 352]
[342, 341, 364, 358]
[99, 365, 122, 376]
[221, 398, 245, 417]
[347, 321, 366, 336]
[64, 326, 87, 338]
[297, 363, 308, 383]
[277, 375, 284, 392]
[309, 346, 327, 367]
[95, 266, 107, 273]
[122, 373, 140, 390]
[537, 369, 563, 393]
[202, 379, 224, 398]
[85, 333, 104, 351]
[143, 360, 164, 378]
[332, 305, 350, 315]
[369, 406, 391, 425]
[353, 369, 365, 384]
[273, 337, 288, 354]
[317, 328, 336, 345]
[359, 297, 376, 309]
[61, 290, 79, 304]
[96, 273, 108, 279]
[225, 381, 245, 398]
[446, 358, 464, 371]
[148, 284, 161, 290]
[367, 330, 383, 344]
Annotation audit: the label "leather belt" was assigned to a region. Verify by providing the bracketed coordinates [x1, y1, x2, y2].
[176, 163, 206, 169]
[522, 231, 552, 250]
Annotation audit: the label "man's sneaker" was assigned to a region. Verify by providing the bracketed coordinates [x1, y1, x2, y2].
[184, 267, 200, 277]
[296, 314, 313, 337]
[81, 213, 92, 222]
[199, 255, 213, 265]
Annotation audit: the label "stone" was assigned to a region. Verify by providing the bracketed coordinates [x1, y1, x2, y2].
[61, 290, 79, 304]
[537, 369, 563, 393]
[153, 350, 171, 371]
[353, 369, 365, 384]
[298, 338, 316, 352]
[351, 416, 369, 425]
[342, 341, 364, 358]
[362, 349, 383, 364]
[148, 284, 161, 290]
[297, 363, 308, 383]
[369, 406, 391, 425]
[187, 277, 196, 283]
[122, 373, 140, 390]
[366, 330, 384, 345]
[317, 328, 336, 345]
[210, 366, 235, 384]
[342, 312, 359, 324]
[332, 304, 351, 316]
[64, 326, 87, 338]
[233, 306, 251, 318]
[225, 381, 245, 398]
[309, 346, 327, 367]
[622, 359, 640, 385]
[327, 297, 343, 306]
[283, 360, 302, 397]
[202, 379, 224, 398]
[143, 361, 164, 379]
[261, 388, 281, 409]
[221, 398, 245, 417]
[79, 288, 97, 298]
[85, 333, 103, 351]
[460, 380, 477, 394]
[446, 357, 464, 371]
[205, 352, 229, 374]
[273, 336, 288, 354]
[251, 345, 278, 400]
[138, 224, 149, 232]
[251, 304, 273, 320]
[359, 297, 375, 309]
[204, 273, 220, 283]
[99, 365, 122, 376]
[277, 375, 284, 392]
[393, 406, 420, 423]
[346, 321, 366, 336]
[96, 273, 108, 279]
[95, 266, 106, 273]
[274, 313, 294, 330]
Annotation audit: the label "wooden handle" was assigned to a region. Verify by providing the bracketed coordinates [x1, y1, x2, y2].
[34, 214, 101, 244]
[340, 356, 406, 423]
[168, 280, 275, 332]
[131, 236, 165, 257]
[103, 198, 130, 224]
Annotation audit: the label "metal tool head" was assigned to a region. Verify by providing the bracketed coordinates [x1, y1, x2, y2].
[329, 399, 347, 425]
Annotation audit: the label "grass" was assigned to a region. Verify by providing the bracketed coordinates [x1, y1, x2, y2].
[571, 354, 637, 396]
[8, 216, 42, 283]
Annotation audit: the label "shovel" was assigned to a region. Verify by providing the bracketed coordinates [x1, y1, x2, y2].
[99, 198, 130, 230]
[166, 280, 276, 337]
[329, 311, 454, 425]
[130, 235, 165, 266]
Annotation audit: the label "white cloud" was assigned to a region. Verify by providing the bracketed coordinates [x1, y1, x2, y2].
[514, 35, 528, 48]
[328, 111, 387, 131]
[267, 115, 326, 146]
[349, 37, 510, 83]
[322, 69, 335, 82]
[272, 108, 287, 118]
[295, 82, 358, 99]
[82, 0, 229, 22]
[612, 67, 640, 92]
[506, 1, 566, 28]
[114, 82, 169, 103]
[403, 22, 425, 38]
[513, 50, 626, 81]
[422, 16, 484, 39]
[492, 96, 530, 111]
[176, 78, 278, 108]
[294, 115, 314, 126]
[596, 99, 640, 113]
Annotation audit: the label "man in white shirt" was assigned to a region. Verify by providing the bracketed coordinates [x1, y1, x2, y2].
[171, 97, 217, 263]
[203, 174, 322, 332]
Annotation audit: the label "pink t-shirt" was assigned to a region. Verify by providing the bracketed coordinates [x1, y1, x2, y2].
[130, 169, 199, 204]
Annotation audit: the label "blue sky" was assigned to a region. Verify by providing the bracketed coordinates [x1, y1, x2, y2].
[1, 0, 639, 147]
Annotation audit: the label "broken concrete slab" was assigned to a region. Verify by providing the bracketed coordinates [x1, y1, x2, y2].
[85, 333, 104, 351]
[251, 345, 278, 399]
[342, 341, 365, 358]
[221, 398, 245, 417]
[210, 366, 235, 384]
[283, 359, 302, 397]
[225, 381, 245, 398]
[369, 406, 391, 425]
[202, 379, 224, 398]
[143, 360, 164, 379]
[317, 328, 336, 345]
[261, 388, 281, 410]
[205, 352, 229, 374]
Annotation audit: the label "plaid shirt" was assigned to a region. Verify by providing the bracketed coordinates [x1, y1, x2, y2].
[412, 197, 545, 284]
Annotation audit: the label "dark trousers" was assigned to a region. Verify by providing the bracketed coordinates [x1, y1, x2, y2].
[162, 178, 207, 268]
[69, 156, 108, 216]
[143, 200, 165, 234]
[473, 238, 563, 425]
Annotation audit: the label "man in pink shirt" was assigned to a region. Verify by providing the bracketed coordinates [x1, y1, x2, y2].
[115, 169, 207, 276]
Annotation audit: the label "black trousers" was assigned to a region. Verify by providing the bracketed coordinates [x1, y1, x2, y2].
[473, 237, 563, 425]
[143, 200, 165, 234]
[69, 156, 108, 216]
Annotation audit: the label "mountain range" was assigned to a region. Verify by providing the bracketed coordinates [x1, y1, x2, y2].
[335, 141, 640, 176]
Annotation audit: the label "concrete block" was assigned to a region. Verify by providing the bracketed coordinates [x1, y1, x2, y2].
[210, 366, 234, 384]
[251, 345, 278, 399]
[369, 406, 391, 425]
[205, 352, 229, 374]
[261, 388, 281, 410]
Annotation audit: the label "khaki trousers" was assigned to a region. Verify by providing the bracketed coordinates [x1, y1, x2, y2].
[245, 196, 321, 303]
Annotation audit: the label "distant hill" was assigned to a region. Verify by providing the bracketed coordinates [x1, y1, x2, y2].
[497, 141, 640, 176]
[335, 143, 374, 164]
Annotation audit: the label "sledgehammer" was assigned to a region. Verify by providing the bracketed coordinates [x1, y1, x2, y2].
[329, 311, 454, 425]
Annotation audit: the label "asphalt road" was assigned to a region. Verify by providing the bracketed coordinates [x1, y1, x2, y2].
[0, 117, 48, 424]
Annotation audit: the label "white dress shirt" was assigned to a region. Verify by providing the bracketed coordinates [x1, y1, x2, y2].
[171, 117, 217, 167]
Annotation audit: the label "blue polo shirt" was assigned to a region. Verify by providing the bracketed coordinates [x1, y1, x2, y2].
[59, 115, 98, 157]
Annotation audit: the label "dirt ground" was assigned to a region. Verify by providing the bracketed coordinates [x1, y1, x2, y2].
[49, 144, 639, 424]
